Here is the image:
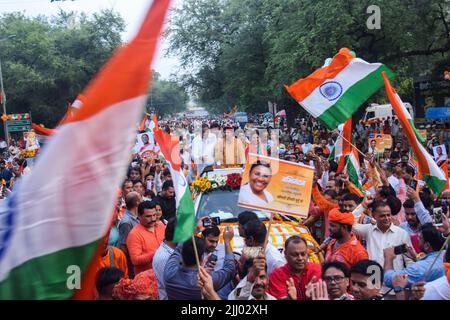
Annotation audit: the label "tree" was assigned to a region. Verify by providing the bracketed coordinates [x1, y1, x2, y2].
[167, 0, 450, 126]
[146, 71, 188, 116]
[0, 9, 125, 128]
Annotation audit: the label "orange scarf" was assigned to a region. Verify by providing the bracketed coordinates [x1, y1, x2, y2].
[445, 262, 450, 285]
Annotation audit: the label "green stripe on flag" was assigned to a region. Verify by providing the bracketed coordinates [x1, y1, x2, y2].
[318, 65, 396, 129]
[0, 239, 100, 299]
[423, 174, 446, 197]
[409, 119, 426, 146]
[173, 189, 197, 243]
[346, 156, 365, 194]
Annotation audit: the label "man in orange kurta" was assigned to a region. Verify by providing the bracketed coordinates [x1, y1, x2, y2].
[127, 201, 165, 276]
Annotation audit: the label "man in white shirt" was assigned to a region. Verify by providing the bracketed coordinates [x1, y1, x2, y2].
[352, 200, 413, 267]
[301, 138, 313, 155]
[352, 200, 413, 296]
[191, 123, 217, 175]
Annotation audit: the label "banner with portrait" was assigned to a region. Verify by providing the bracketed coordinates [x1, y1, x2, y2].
[23, 131, 40, 150]
[433, 144, 448, 166]
[368, 133, 393, 154]
[238, 153, 314, 218]
[134, 132, 156, 155]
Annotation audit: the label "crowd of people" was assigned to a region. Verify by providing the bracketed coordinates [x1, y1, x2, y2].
[2, 112, 449, 301]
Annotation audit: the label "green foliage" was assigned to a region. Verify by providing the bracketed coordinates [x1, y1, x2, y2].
[0, 10, 125, 127]
[147, 71, 189, 116]
[168, 0, 450, 120]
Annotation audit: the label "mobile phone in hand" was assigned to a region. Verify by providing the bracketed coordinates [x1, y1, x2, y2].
[206, 254, 218, 266]
[394, 244, 407, 255]
[433, 207, 444, 227]
[409, 179, 418, 190]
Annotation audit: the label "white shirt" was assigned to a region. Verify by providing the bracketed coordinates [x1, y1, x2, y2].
[302, 143, 313, 154]
[0, 141, 7, 148]
[265, 243, 285, 275]
[238, 183, 274, 207]
[388, 175, 400, 194]
[152, 241, 175, 300]
[228, 276, 277, 300]
[352, 222, 414, 270]
[422, 276, 450, 300]
[191, 134, 217, 165]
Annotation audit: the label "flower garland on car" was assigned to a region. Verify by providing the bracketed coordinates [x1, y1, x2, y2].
[191, 173, 242, 194]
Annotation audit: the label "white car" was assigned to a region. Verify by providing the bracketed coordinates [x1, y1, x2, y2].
[193, 166, 323, 262]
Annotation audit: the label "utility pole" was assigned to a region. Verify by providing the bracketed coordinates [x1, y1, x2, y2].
[0, 59, 9, 147]
[0, 35, 16, 147]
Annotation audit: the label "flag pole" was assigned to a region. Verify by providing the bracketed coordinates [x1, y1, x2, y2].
[263, 212, 274, 250]
[191, 234, 201, 271]
[337, 131, 366, 158]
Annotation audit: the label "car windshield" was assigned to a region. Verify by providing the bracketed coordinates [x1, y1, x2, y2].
[196, 189, 270, 222]
[366, 111, 375, 120]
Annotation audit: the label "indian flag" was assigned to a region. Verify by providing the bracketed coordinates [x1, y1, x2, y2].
[285, 48, 395, 129]
[383, 72, 446, 195]
[345, 147, 365, 197]
[329, 117, 352, 172]
[153, 123, 196, 243]
[0, 0, 171, 299]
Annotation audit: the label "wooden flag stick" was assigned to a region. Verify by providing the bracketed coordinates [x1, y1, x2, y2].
[337, 131, 366, 158]
[263, 212, 274, 250]
[191, 234, 201, 271]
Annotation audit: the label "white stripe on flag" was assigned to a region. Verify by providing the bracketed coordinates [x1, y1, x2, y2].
[300, 59, 382, 117]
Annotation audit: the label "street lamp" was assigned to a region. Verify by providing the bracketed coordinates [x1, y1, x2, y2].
[0, 35, 16, 147]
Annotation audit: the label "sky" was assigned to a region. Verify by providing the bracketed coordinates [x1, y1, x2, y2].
[0, 0, 181, 79]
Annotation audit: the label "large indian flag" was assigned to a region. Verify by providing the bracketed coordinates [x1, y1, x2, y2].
[0, 0, 171, 299]
[383, 72, 446, 196]
[285, 48, 395, 129]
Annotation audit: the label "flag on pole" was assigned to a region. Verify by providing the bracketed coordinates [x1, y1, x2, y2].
[345, 147, 365, 196]
[0, 0, 171, 299]
[382, 72, 446, 196]
[153, 122, 196, 243]
[285, 48, 395, 130]
[329, 117, 352, 173]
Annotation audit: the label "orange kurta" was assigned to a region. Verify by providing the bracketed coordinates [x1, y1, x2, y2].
[126, 222, 165, 276]
[99, 246, 129, 279]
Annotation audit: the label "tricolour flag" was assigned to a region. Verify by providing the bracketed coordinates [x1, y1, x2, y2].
[0, 0, 171, 299]
[329, 117, 352, 173]
[285, 48, 395, 129]
[383, 72, 446, 195]
[153, 122, 196, 243]
[345, 147, 365, 197]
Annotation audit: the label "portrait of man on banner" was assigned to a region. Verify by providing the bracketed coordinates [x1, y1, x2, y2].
[433, 144, 448, 166]
[238, 153, 314, 218]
